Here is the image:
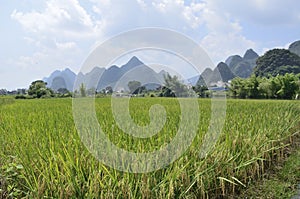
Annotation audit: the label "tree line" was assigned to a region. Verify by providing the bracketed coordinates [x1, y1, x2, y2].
[229, 73, 300, 99]
[10, 73, 300, 100]
[15, 80, 72, 99]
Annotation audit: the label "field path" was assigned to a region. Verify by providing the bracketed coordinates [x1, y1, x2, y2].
[291, 184, 300, 199]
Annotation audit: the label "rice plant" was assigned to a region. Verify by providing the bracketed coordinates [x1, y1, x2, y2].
[0, 98, 299, 198]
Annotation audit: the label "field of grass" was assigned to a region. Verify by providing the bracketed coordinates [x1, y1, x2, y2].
[240, 141, 300, 198]
[0, 97, 299, 198]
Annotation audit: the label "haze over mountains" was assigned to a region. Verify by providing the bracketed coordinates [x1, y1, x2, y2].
[43, 49, 259, 91]
[194, 48, 259, 86]
[43, 68, 76, 91]
[44, 40, 300, 91]
[44, 56, 167, 92]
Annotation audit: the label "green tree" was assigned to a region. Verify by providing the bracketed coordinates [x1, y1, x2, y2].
[230, 73, 299, 99]
[296, 74, 300, 96]
[128, 81, 142, 94]
[57, 88, 72, 98]
[28, 80, 53, 98]
[193, 85, 208, 98]
[193, 75, 209, 97]
[105, 86, 113, 94]
[160, 74, 191, 97]
[57, 88, 69, 95]
[258, 77, 273, 98]
[245, 75, 261, 98]
[276, 73, 299, 99]
[229, 77, 247, 98]
[79, 83, 86, 97]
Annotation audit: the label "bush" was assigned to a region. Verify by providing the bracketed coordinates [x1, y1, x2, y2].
[15, 95, 27, 99]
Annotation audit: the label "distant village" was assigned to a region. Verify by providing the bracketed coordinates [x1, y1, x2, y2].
[0, 88, 27, 96]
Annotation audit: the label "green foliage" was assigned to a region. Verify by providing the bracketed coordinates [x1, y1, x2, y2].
[15, 95, 27, 99]
[254, 49, 300, 77]
[160, 74, 193, 97]
[0, 97, 14, 105]
[0, 98, 299, 198]
[240, 145, 300, 198]
[193, 85, 209, 98]
[128, 80, 142, 94]
[28, 80, 54, 98]
[0, 156, 25, 198]
[230, 73, 300, 99]
[104, 86, 113, 94]
[57, 88, 71, 96]
[275, 73, 299, 99]
[79, 83, 86, 97]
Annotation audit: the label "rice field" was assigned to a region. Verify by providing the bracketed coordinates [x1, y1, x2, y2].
[0, 98, 299, 198]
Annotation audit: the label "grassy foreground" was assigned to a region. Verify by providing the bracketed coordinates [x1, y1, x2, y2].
[239, 128, 300, 198]
[0, 98, 299, 198]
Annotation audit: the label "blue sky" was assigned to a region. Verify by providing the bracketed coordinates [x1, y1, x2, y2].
[1, 0, 300, 90]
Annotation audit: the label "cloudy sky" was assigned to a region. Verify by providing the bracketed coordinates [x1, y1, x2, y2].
[1, 0, 300, 90]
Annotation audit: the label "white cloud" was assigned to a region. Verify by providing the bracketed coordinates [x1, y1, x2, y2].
[261, 41, 293, 55]
[9, 0, 259, 76]
[55, 41, 77, 50]
[89, 0, 205, 35]
[197, 1, 256, 62]
[207, 0, 300, 26]
[2, 0, 300, 90]
[10, 0, 100, 80]
[13, 40, 81, 71]
[201, 33, 255, 63]
[11, 0, 101, 39]
[197, 0, 300, 62]
[85, 0, 249, 63]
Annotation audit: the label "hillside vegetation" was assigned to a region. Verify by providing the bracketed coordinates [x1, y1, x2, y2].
[254, 49, 300, 77]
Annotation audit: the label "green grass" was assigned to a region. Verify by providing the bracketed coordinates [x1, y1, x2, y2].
[239, 132, 300, 199]
[0, 97, 14, 106]
[0, 98, 299, 198]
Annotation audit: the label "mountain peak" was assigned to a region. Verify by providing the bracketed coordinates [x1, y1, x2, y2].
[213, 62, 235, 82]
[63, 68, 73, 73]
[289, 40, 300, 48]
[43, 68, 76, 91]
[225, 55, 243, 68]
[126, 56, 144, 67]
[216, 62, 228, 68]
[288, 40, 300, 57]
[243, 49, 259, 60]
[202, 68, 213, 74]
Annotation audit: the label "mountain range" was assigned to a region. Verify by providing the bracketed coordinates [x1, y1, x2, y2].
[44, 56, 167, 92]
[44, 40, 300, 90]
[43, 68, 76, 91]
[194, 40, 300, 85]
[191, 48, 259, 86]
[44, 50, 258, 91]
